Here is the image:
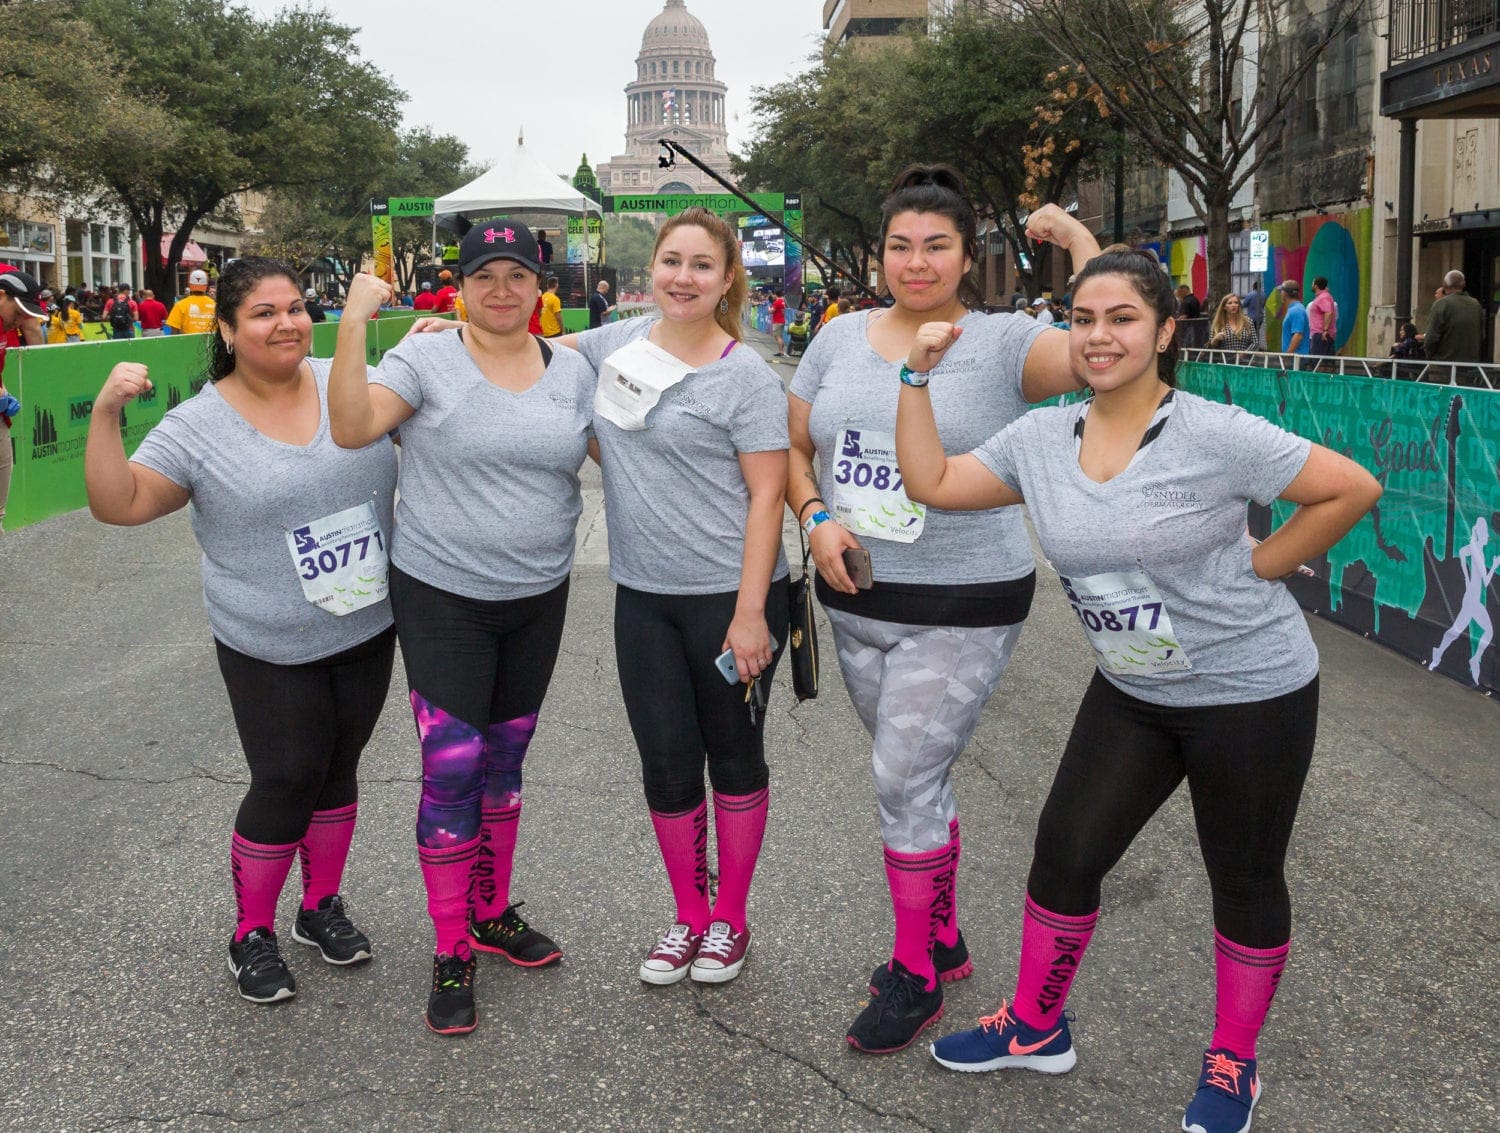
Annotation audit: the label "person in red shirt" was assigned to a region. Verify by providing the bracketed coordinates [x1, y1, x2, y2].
[103, 286, 140, 339]
[413, 282, 438, 312]
[0, 266, 46, 528]
[434, 270, 459, 314]
[138, 289, 169, 336]
[770, 288, 787, 355]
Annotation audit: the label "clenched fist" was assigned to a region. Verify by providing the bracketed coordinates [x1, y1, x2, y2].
[344, 273, 394, 322]
[94, 363, 153, 417]
[906, 322, 964, 376]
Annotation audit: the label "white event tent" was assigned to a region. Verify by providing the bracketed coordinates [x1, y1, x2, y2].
[433, 139, 604, 290]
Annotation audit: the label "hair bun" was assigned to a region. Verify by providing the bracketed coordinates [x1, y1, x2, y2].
[890, 163, 968, 198]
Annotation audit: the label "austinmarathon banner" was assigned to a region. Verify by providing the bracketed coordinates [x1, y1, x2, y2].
[4, 314, 424, 533]
[1179, 361, 1500, 694]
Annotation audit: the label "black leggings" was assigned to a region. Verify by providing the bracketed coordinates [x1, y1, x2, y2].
[1027, 672, 1319, 948]
[615, 581, 789, 812]
[388, 565, 569, 728]
[216, 626, 397, 845]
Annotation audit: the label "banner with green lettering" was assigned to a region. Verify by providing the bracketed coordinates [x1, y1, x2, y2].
[4, 314, 424, 533]
[1178, 361, 1499, 692]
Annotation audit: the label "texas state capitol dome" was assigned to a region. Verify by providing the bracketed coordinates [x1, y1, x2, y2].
[596, 0, 731, 196]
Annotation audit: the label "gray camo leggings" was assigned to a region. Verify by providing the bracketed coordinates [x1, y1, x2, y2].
[826, 609, 1022, 853]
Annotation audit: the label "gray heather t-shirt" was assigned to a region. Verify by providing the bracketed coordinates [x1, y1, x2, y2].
[576, 316, 790, 594]
[371, 329, 595, 601]
[130, 357, 397, 665]
[971, 391, 1317, 707]
[789, 308, 1052, 584]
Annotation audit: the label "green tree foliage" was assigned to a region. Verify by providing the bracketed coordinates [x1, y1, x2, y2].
[0, 0, 172, 210]
[734, 43, 910, 291]
[76, 0, 404, 297]
[735, 11, 1119, 297]
[603, 214, 660, 289]
[253, 129, 483, 294]
[897, 8, 1121, 296]
[1016, 0, 1371, 302]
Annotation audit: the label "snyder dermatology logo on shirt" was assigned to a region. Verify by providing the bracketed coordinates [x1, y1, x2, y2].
[548, 393, 579, 409]
[672, 390, 714, 418]
[1140, 486, 1202, 509]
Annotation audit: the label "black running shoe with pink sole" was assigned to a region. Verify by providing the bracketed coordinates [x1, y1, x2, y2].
[469, 902, 562, 967]
[426, 948, 477, 1035]
[847, 959, 944, 1054]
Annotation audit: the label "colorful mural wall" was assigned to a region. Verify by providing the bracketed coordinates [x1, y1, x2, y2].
[1161, 208, 1373, 357]
[1179, 360, 1499, 694]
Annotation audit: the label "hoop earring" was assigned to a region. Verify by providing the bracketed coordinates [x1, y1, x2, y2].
[719, 296, 729, 315]
[226, 340, 235, 356]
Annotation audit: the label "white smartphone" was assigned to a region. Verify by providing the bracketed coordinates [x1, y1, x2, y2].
[715, 635, 778, 684]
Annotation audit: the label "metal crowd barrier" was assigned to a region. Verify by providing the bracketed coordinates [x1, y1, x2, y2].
[1182, 347, 1499, 390]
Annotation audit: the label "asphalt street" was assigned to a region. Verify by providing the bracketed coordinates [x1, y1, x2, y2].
[0, 332, 1495, 1131]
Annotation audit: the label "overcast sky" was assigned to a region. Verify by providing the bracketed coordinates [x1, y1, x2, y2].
[241, 1, 826, 181]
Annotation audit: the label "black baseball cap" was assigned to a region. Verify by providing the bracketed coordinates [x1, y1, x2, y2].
[0, 268, 47, 318]
[458, 221, 541, 276]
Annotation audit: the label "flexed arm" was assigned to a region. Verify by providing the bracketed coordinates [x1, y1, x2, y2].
[895, 323, 1023, 512]
[329, 273, 418, 448]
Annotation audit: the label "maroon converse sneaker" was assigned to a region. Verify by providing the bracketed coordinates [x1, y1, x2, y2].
[639, 922, 703, 986]
[689, 920, 751, 984]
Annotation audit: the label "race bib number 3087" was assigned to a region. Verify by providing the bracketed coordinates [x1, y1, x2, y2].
[832, 427, 925, 543]
[1058, 569, 1192, 675]
[285, 501, 389, 616]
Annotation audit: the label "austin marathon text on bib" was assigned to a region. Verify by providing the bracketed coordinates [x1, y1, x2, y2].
[832, 427, 925, 543]
[1057, 569, 1192, 675]
[286, 501, 389, 616]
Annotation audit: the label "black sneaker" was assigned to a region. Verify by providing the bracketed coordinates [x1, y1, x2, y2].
[426, 947, 477, 1035]
[469, 902, 562, 968]
[228, 927, 296, 1004]
[869, 931, 974, 995]
[291, 895, 373, 966]
[847, 958, 944, 1054]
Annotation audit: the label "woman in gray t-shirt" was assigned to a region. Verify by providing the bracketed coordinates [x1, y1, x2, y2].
[85, 257, 399, 1007]
[328, 223, 595, 1037]
[898, 249, 1381, 1132]
[568, 208, 789, 990]
[787, 165, 1102, 1054]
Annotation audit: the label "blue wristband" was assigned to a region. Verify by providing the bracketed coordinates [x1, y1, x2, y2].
[802, 509, 832, 536]
[899, 364, 930, 388]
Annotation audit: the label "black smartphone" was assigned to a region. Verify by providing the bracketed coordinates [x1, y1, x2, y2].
[842, 547, 873, 590]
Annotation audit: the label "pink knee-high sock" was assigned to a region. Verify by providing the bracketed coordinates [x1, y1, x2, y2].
[649, 801, 710, 934]
[231, 832, 299, 941]
[1012, 894, 1099, 1030]
[709, 787, 768, 932]
[884, 844, 953, 989]
[418, 835, 481, 956]
[298, 803, 358, 910]
[935, 817, 962, 948]
[1210, 931, 1290, 1059]
[471, 803, 521, 920]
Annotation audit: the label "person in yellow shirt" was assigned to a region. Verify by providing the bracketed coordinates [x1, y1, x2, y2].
[47, 296, 85, 343]
[453, 293, 468, 322]
[165, 269, 218, 335]
[539, 276, 563, 338]
[821, 287, 842, 325]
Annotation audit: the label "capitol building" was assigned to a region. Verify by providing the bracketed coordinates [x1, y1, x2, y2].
[596, 0, 732, 195]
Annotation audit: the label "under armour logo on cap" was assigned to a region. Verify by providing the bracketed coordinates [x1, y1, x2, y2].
[483, 227, 516, 245]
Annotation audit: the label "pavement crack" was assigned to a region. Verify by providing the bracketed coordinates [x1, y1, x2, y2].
[91, 1083, 467, 1129]
[0, 756, 243, 787]
[687, 987, 940, 1132]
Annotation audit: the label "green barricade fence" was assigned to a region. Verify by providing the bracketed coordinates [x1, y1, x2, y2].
[4, 312, 424, 533]
[1178, 361, 1500, 693]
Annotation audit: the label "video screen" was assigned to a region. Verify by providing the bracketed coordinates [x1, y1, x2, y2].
[740, 226, 785, 268]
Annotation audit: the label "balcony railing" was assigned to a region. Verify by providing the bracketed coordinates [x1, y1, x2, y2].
[1388, 0, 1500, 67]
